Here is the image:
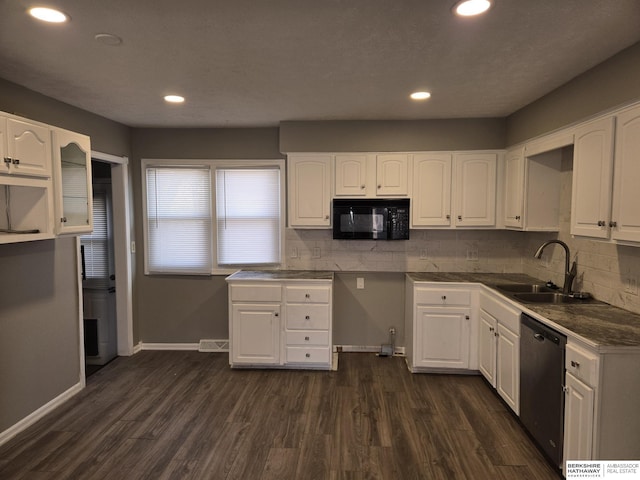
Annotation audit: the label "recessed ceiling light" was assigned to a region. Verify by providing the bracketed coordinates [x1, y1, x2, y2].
[453, 0, 492, 17]
[28, 7, 69, 23]
[410, 91, 431, 100]
[164, 95, 185, 104]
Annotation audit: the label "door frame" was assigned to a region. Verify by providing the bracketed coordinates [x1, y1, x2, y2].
[90, 150, 134, 357]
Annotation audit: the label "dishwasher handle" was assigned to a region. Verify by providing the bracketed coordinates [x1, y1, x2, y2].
[534, 333, 545, 342]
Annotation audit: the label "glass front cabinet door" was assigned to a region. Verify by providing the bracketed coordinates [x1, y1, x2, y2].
[52, 127, 93, 235]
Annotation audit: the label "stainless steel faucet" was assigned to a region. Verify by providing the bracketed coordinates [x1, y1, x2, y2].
[534, 240, 577, 294]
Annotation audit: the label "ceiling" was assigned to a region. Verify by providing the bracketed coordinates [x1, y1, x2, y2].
[1, 0, 640, 128]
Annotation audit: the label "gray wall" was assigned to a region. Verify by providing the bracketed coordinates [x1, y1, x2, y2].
[0, 78, 131, 435]
[506, 41, 640, 145]
[130, 128, 283, 342]
[280, 118, 506, 152]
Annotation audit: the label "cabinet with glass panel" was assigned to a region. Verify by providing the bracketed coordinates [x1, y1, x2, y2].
[52, 127, 93, 235]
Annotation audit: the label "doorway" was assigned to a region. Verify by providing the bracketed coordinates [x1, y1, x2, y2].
[80, 151, 134, 378]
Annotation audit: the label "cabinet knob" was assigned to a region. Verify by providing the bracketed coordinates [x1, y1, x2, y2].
[12, 158, 19, 165]
[570, 360, 580, 368]
[597, 220, 605, 227]
[305, 315, 310, 320]
[3, 157, 11, 165]
[489, 327, 494, 332]
[61, 217, 67, 223]
[305, 293, 310, 299]
[274, 313, 279, 317]
[441, 295, 446, 301]
[458, 215, 462, 221]
[515, 215, 521, 220]
[304, 336, 310, 341]
[494, 332, 499, 337]
[324, 215, 329, 220]
[446, 214, 451, 220]
[609, 221, 617, 228]
[361, 185, 365, 189]
[305, 353, 311, 358]
[465, 315, 470, 320]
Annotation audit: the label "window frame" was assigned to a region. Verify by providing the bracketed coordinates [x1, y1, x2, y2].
[141, 158, 286, 275]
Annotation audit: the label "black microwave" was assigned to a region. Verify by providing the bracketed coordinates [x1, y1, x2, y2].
[332, 199, 410, 240]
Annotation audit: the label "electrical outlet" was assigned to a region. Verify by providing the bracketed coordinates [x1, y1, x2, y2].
[466, 247, 479, 261]
[357, 277, 365, 289]
[419, 249, 428, 259]
[389, 327, 396, 335]
[312, 247, 321, 259]
[626, 276, 638, 295]
[290, 247, 299, 259]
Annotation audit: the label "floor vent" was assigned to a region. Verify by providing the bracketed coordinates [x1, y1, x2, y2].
[198, 339, 229, 352]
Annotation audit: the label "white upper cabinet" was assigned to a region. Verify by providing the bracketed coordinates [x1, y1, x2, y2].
[453, 153, 497, 227]
[411, 153, 452, 227]
[571, 117, 615, 239]
[376, 154, 409, 196]
[288, 154, 332, 228]
[52, 127, 93, 235]
[334, 154, 367, 196]
[334, 154, 409, 197]
[1, 115, 52, 178]
[503, 147, 525, 229]
[610, 104, 640, 243]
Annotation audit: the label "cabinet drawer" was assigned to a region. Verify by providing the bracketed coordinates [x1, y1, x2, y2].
[566, 343, 599, 387]
[286, 331, 330, 346]
[480, 292, 521, 333]
[286, 346, 331, 364]
[415, 288, 470, 306]
[286, 304, 330, 330]
[285, 285, 330, 304]
[230, 284, 281, 302]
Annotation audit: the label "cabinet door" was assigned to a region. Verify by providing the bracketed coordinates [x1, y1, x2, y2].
[496, 323, 519, 414]
[52, 128, 93, 234]
[611, 106, 640, 243]
[415, 306, 470, 369]
[453, 153, 497, 227]
[376, 154, 408, 196]
[504, 148, 524, 229]
[411, 153, 452, 227]
[6, 117, 52, 178]
[335, 154, 367, 196]
[478, 309, 497, 387]
[0, 117, 7, 174]
[231, 303, 280, 365]
[288, 155, 331, 228]
[563, 372, 595, 464]
[571, 117, 614, 239]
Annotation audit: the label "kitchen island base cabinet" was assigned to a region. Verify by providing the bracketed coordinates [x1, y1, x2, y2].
[226, 274, 333, 370]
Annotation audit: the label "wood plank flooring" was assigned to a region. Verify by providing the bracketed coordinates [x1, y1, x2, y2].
[0, 352, 562, 479]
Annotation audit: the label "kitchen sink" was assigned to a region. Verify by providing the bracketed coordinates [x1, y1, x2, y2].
[512, 292, 604, 305]
[495, 283, 554, 293]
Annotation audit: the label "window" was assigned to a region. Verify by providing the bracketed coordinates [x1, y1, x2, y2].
[216, 168, 281, 266]
[80, 190, 110, 288]
[144, 165, 212, 274]
[142, 160, 284, 275]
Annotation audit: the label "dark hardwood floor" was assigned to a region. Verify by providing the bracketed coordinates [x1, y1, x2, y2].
[0, 352, 562, 479]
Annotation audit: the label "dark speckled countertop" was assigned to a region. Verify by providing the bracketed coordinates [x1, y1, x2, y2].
[226, 270, 334, 281]
[406, 272, 640, 350]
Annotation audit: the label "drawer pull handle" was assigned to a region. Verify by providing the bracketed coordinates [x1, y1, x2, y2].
[304, 336, 310, 341]
[305, 293, 310, 299]
[305, 315, 310, 320]
[571, 360, 580, 368]
[441, 295, 446, 300]
[305, 353, 311, 358]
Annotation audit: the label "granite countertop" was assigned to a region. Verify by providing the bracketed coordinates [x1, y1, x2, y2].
[226, 270, 334, 281]
[406, 272, 640, 349]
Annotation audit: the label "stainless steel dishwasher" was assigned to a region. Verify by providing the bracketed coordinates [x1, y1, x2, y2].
[520, 313, 567, 469]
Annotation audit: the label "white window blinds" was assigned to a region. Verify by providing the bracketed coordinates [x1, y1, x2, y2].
[80, 192, 109, 287]
[215, 168, 281, 266]
[145, 166, 213, 274]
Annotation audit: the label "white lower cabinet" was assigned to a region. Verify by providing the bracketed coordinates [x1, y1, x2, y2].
[227, 277, 333, 370]
[405, 279, 474, 372]
[478, 289, 521, 414]
[563, 372, 595, 464]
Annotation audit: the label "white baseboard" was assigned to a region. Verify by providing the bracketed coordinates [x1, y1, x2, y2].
[139, 343, 200, 351]
[0, 381, 84, 448]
